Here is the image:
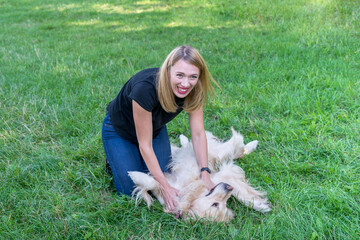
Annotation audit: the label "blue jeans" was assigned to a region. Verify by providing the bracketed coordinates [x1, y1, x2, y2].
[102, 113, 172, 195]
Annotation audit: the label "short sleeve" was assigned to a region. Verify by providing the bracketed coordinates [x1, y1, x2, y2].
[129, 82, 158, 112]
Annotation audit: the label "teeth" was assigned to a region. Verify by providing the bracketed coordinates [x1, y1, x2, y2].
[178, 87, 187, 93]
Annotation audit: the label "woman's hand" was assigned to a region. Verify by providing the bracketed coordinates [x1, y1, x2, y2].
[201, 171, 216, 190]
[160, 183, 179, 211]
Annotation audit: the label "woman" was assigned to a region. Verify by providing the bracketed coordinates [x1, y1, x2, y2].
[102, 45, 218, 211]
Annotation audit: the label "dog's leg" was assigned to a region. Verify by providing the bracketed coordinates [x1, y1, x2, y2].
[208, 128, 258, 165]
[231, 181, 271, 213]
[212, 164, 271, 213]
[128, 171, 164, 207]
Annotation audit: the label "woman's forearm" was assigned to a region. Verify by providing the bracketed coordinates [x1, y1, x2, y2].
[191, 131, 209, 169]
[133, 100, 171, 188]
[138, 143, 179, 211]
[138, 144, 170, 187]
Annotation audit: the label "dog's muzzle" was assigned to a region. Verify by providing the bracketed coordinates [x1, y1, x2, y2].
[174, 210, 183, 219]
[206, 182, 233, 196]
[223, 183, 233, 191]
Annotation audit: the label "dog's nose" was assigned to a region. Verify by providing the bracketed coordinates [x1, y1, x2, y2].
[224, 183, 233, 192]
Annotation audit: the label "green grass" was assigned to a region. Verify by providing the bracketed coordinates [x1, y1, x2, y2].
[1, 0, 359, 239]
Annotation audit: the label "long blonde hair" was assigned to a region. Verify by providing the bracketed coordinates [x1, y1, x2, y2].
[157, 45, 219, 113]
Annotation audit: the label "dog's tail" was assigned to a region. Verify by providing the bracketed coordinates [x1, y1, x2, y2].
[128, 171, 158, 208]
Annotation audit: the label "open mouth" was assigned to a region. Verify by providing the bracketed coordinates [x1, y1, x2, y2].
[177, 86, 189, 94]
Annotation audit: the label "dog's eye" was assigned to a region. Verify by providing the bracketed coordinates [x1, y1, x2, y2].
[211, 202, 219, 207]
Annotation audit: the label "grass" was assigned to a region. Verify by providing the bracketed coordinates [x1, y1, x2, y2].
[1, 0, 359, 239]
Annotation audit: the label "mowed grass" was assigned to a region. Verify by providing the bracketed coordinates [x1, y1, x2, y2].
[1, 0, 359, 239]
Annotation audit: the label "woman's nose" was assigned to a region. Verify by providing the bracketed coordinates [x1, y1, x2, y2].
[181, 78, 190, 87]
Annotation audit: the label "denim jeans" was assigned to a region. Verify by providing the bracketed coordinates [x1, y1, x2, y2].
[102, 113, 172, 195]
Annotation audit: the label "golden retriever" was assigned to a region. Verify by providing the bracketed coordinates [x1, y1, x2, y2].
[128, 128, 271, 222]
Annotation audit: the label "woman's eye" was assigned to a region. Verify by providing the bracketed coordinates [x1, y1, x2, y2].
[191, 75, 198, 79]
[211, 202, 219, 207]
[176, 74, 183, 78]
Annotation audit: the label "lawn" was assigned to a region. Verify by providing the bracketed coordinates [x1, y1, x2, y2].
[0, 0, 359, 239]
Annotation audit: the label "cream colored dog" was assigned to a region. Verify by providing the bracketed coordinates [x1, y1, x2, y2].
[128, 128, 271, 222]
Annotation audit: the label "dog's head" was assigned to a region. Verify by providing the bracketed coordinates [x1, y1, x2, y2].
[181, 182, 234, 222]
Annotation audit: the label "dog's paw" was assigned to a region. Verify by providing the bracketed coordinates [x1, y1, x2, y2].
[252, 199, 272, 213]
[243, 140, 258, 155]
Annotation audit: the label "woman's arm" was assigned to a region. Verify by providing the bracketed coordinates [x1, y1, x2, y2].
[132, 100, 179, 211]
[188, 106, 215, 190]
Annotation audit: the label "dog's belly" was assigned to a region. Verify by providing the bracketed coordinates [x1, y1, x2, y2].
[166, 169, 199, 190]
[166, 147, 201, 190]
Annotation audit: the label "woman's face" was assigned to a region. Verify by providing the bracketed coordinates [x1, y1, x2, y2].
[169, 59, 200, 98]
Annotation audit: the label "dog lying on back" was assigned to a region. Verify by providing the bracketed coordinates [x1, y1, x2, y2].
[128, 128, 271, 222]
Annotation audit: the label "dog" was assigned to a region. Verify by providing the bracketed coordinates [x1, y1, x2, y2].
[128, 128, 271, 222]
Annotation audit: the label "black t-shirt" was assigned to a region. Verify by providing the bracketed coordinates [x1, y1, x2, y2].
[106, 68, 184, 143]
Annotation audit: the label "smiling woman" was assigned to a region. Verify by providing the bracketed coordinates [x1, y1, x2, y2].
[157, 45, 218, 113]
[170, 60, 199, 98]
[102, 45, 219, 211]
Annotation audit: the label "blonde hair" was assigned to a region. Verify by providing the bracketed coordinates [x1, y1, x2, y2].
[157, 45, 219, 113]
